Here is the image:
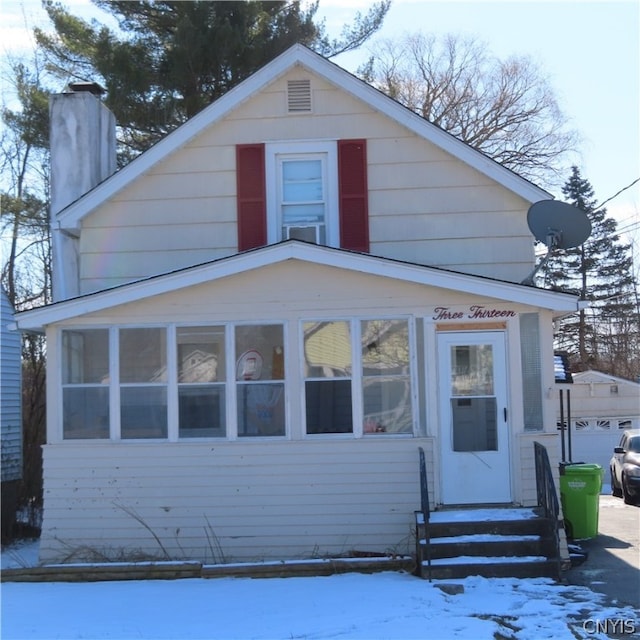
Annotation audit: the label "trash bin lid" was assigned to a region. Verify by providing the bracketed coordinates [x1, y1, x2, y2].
[563, 463, 602, 474]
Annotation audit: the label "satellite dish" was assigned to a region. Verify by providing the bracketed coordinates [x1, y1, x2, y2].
[521, 200, 592, 285]
[527, 200, 591, 250]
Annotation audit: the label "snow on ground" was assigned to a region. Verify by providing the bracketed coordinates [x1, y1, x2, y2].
[3, 487, 636, 639]
[1, 538, 636, 640]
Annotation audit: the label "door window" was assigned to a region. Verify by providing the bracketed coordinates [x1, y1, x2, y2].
[449, 344, 497, 452]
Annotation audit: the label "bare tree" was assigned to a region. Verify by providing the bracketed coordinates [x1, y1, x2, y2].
[1, 57, 51, 532]
[359, 33, 579, 186]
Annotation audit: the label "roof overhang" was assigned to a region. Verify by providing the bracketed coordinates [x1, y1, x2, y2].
[56, 44, 551, 232]
[14, 242, 580, 332]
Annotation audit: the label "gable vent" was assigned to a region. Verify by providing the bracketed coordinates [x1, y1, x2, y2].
[287, 79, 312, 112]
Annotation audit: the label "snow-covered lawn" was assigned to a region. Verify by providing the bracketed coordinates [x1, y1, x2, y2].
[1, 539, 636, 640]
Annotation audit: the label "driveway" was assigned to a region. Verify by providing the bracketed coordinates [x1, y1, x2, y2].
[564, 494, 639, 613]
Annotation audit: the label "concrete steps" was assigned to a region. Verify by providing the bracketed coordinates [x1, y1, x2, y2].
[415, 507, 561, 580]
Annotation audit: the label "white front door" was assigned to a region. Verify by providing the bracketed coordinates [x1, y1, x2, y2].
[438, 332, 512, 505]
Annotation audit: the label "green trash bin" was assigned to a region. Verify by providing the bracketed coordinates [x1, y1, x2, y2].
[560, 463, 603, 539]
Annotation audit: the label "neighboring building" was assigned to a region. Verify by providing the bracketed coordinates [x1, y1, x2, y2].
[556, 370, 640, 474]
[1, 286, 22, 540]
[13, 45, 580, 564]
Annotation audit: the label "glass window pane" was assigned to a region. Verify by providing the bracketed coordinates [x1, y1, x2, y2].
[63, 387, 109, 439]
[235, 325, 284, 381]
[179, 386, 225, 438]
[237, 383, 285, 437]
[305, 380, 352, 434]
[62, 329, 109, 384]
[451, 397, 497, 451]
[121, 387, 167, 439]
[283, 159, 322, 182]
[303, 321, 352, 377]
[361, 320, 409, 376]
[120, 328, 167, 383]
[177, 326, 225, 383]
[282, 160, 323, 202]
[282, 204, 325, 223]
[450, 345, 494, 396]
[363, 377, 412, 434]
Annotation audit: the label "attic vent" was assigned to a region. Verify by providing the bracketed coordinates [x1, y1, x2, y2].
[287, 79, 312, 112]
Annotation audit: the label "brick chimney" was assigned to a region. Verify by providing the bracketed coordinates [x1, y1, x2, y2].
[49, 82, 116, 300]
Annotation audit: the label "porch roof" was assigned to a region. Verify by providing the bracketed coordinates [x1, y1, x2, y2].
[13, 241, 580, 332]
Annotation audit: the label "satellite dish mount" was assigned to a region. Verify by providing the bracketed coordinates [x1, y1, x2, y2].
[521, 200, 592, 285]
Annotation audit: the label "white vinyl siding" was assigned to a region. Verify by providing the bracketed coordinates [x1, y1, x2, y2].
[1, 289, 22, 482]
[38, 438, 433, 564]
[41, 261, 558, 562]
[77, 69, 535, 294]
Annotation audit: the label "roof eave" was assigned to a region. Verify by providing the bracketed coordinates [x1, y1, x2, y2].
[14, 242, 579, 332]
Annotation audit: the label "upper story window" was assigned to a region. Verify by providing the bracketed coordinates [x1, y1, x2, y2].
[237, 139, 368, 253]
[280, 156, 326, 243]
[266, 141, 339, 247]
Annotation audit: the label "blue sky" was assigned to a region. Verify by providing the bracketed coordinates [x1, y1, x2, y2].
[3, 0, 639, 252]
[325, 1, 640, 243]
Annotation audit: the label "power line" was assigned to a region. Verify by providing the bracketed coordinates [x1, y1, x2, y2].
[595, 177, 640, 210]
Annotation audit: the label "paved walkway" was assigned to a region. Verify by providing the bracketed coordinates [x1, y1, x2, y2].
[564, 494, 639, 614]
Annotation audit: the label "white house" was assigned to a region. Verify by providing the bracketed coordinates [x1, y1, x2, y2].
[13, 45, 580, 565]
[1, 286, 22, 540]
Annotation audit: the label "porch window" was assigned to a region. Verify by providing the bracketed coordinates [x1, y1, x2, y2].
[302, 318, 414, 436]
[62, 329, 109, 439]
[361, 319, 412, 434]
[119, 328, 168, 439]
[303, 321, 353, 434]
[235, 324, 285, 437]
[177, 326, 226, 438]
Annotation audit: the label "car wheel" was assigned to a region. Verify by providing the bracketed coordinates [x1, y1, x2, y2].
[622, 475, 637, 505]
[611, 469, 622, 497]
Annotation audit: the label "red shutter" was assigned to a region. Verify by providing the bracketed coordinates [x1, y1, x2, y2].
[338, 139, 369, 252]
[236, 144, 267, 251]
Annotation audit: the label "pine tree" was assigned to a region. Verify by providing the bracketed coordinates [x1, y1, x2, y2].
[541, 166, 639, 378]
[35, 0, 390, 160]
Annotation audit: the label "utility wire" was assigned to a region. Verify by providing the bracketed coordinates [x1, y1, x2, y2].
[594, 177, 640, 210]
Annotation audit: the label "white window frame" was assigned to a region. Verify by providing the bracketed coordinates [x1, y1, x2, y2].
[265, 141, 339, 247]
[300, 316, 418, 439]
[175, 324, 227, 441]
[58, 326, 112, 442]
[57, 317, 419, 443]
[117, 326, 169, 441]
[231, 321, 288, 441]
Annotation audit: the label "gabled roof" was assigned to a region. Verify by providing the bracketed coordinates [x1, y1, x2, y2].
[572, 370, 640, 387]
[14, 241, 579, 331]
[57, 44, 551, 231]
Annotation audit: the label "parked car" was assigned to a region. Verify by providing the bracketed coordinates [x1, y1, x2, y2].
[610, 429, 640, 505]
